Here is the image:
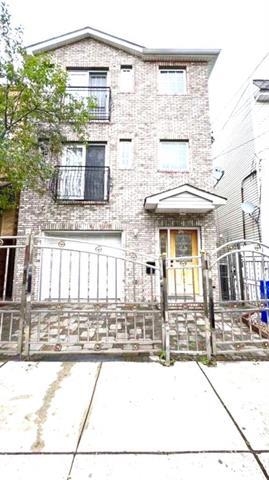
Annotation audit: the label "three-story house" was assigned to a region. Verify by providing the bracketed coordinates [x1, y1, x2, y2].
[19, 26, 224, 302]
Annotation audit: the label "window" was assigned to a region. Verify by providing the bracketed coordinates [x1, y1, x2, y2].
[119, 65, 134, 92]
[55, 143, 110, 201]
[158, 67, 186, 94]
[67, 69, 110, 120]
[118, 139, 133, 169]
[159, 141, 189, 171]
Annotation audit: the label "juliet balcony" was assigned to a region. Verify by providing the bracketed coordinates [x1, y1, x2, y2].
[51, 166, 111, 202]
[67, 86, 111, 121]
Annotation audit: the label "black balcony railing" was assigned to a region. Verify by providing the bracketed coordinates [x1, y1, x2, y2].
[67, 86, 111, 120]
[52, 166, 110, 202]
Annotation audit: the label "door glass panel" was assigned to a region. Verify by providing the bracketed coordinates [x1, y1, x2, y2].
[85, 145, 105, 200]
[64, 147, 84, 166]
[175, 232, 192, 257]
[89, 73, 107, 87]
[67, 72, 89, 100]
[168, 230, 199, 297]
[89, 72, 107, 112]
[58, 146, 85, 199]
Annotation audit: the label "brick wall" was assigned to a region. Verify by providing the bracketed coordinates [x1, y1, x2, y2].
[17, 37, 215, 259]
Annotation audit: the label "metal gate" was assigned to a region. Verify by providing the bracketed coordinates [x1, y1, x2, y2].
[0, 234, 163, 357]
[160, 252, 211, 362]
[209, 240, 269, 357]
[0, 236, 28, 356]
[1, 235, 269, 361]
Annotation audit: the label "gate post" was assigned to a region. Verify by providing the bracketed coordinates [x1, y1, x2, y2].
[201, 252, 212, 360]
[207, 257, 217, 357]
[160, 253, 170, 365]
[19, 235, 29, 356]
[21, 233, 33, 359]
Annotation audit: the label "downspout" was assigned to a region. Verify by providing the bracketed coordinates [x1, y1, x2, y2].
[241, 182, 247, 240]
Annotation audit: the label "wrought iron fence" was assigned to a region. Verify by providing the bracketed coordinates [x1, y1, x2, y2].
[0, 235, 269, 361]
[23, 235, 161, 356]
[160, 253, 211, 362]
[67, 86, 111, 120]
[30, 236, 160, 305]
[28, 306, 162, 355]
[0, 236, 28, 355]
[209, 240, 269, 357]
[51, 166, 110, 202]
[165, 255, 203, 302]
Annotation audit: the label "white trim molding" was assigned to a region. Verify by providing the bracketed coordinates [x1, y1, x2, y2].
[27, 27, 220, 74]
[144, 184, 227, 214]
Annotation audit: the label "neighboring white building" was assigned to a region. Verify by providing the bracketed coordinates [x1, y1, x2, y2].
[213, 55, 269, 245]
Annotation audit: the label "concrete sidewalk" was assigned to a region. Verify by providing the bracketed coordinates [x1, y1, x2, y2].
[0, 359, 268, 479]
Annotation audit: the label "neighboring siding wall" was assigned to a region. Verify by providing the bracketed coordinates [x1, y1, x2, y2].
[242, 171, 260, 241]
[252, 99, 269, 245]
[214, 56, 269, 245]
[214, 85, 256, 243]
[17, 37, 215, 257]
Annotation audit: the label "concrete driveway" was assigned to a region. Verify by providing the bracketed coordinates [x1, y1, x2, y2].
[0, 360, 268, 479]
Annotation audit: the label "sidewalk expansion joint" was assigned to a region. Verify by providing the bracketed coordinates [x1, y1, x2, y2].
[1, 449, 269, 455]
[196, 361, 269, 480]
[71, 450, 269, 455]
[66, 361, 103, 479]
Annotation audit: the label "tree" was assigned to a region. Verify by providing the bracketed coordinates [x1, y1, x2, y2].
[0, 1, 94, 210]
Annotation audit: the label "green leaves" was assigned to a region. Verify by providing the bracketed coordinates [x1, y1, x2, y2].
[0, 1, 92, 211]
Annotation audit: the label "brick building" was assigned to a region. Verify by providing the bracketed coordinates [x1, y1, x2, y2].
[18, 27, 224, 301]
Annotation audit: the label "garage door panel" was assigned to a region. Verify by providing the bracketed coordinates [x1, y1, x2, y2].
[40, 233, 123, 301]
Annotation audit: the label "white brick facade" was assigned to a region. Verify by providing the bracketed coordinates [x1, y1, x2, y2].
[18, 32, 218, 261]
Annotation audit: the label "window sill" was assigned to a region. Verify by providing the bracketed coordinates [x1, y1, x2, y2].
[89, 119, 111, 123]
[158, 170, 189, 173]
[157, 92, 188, 96]
[55, 199, 109, 205]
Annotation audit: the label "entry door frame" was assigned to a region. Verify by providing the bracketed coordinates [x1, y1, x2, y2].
[159, 226, 202, 296]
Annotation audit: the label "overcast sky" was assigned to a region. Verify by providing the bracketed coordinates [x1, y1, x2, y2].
[6, 0, 269, 132]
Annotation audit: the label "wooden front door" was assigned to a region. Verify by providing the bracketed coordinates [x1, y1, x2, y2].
[160, 229, 199, 297]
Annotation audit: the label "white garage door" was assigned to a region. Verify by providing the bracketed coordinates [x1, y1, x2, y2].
[40, 232, 123, 301]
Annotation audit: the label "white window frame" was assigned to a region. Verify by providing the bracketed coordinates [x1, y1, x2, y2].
[58, 143, 108, 200]
[58, 144, 86, 200]
[159, 140, 189, 172]
[62, 144, 86, 166]
[119, 65, 134, 93]
[67, 69, 110, 117]
[118, 139, 133, 169]
[158, 68, 186, 95]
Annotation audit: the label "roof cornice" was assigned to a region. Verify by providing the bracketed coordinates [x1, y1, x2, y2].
[27, 27, 220, 75]
[27, 26, 144, 54]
